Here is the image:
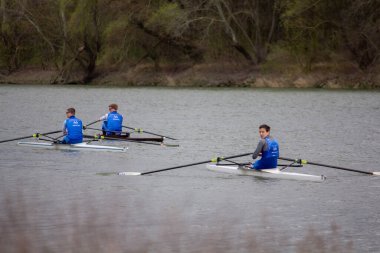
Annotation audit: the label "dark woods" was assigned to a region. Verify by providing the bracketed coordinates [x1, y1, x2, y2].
[0, 0, 379, 84]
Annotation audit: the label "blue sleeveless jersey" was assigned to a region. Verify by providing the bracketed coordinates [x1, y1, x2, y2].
[104, 111, 123, 135]
[262, 137, 279, 159]
[253, 137, 279, 169]
[64, 116, 83, 142]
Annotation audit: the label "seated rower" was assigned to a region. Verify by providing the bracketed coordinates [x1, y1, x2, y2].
[251, 124, 279, 170]
[62, 108, 83, 144]
[100, 103, 123, 136]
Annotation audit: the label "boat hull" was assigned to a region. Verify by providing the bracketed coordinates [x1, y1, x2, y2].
[207, 164, 325, 182]
[17, 141, 127, 152]
[83, 134, 164, 142]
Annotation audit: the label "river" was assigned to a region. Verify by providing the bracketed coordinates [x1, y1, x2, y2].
[0, 85, 379, 252]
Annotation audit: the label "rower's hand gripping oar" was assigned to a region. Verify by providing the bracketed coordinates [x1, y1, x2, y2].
[122, 125, 177, 140]
[278, 156, 380, 176]
[0, 130, 62, 144]
[105, 152, 253, 176]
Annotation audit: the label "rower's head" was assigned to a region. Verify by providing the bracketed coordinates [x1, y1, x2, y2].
[108, 103, 118, 112]
[259, 124, 270, 139]
[66, 108, 75, 118]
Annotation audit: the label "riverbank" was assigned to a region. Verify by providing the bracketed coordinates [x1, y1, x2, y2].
[1, 62, 379, 88]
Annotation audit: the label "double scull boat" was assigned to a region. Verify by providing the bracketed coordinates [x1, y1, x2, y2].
[17, 141, 127, 152]
[83, 134, 164, 142]
[207, 164, 326, 182]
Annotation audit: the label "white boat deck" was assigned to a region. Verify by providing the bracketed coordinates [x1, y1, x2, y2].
[207, 164, 325, 182]
[17, 141, 127, 152]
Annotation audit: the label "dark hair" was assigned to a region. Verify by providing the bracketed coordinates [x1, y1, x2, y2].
[259, 124, 270, 132]
[66, 108, 76, 114]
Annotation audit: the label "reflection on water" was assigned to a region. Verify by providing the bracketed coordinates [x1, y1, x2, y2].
[0, 85, 379, 252]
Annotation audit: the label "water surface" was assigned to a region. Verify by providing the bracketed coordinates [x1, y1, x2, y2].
[0, 85, 379, 252]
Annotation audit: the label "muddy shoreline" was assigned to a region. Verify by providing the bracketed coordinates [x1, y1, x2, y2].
[1, 64, 379, 89]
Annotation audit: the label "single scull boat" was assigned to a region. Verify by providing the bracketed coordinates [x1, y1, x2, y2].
[17, 141, 127, 152]
[207, 164, 326, 182]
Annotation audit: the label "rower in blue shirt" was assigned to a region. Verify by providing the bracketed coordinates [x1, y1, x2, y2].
[99, 103, 123, 136]
[62, 107, 83, 144]
[251, 124, 279, 170]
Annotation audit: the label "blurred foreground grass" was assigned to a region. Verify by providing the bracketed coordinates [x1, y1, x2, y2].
[0, 192, 354, 253]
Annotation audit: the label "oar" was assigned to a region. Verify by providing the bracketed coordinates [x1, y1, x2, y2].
[113, 152, 253, 176]
[0, 130, 61, 144]
[222, 158, 247, 168]
[39, 133, 66, 143]
[215, 162, 302, 168]
[84, 119, 101, 128]
[278, 156, 380, 176]
[122, 125, 177, 140]
[279, 160, 298, 171]
[0, 120, 98, 144]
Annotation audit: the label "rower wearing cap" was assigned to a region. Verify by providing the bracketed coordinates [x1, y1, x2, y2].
[250, 124, 279, 170]
[62, 108, 83, 144]
[100, 103, 123, 136]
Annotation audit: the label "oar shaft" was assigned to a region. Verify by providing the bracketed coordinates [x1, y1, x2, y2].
[141, 152, 252, 175]
[278, 156, 374, 175]
[0, 135, 36, 143]
[223, 159, 245, 166]
[305, 161, 373, 175]
[141, 160, 211, 175]
[85, 119, 101, 127]
[0, 130, 61, 144]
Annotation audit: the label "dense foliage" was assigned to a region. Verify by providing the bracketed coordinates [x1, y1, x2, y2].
[0, 0, 379, 83]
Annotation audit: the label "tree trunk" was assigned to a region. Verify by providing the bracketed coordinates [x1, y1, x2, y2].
[214, 0, 255, 64]
[60, 4, 67, 67]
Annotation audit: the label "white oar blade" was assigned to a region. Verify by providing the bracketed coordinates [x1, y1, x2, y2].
[372, 172, 380, 176]
[118, 172, 142, 176]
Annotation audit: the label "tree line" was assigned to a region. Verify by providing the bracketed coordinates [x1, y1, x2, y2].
[0, 0, 379, 83]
